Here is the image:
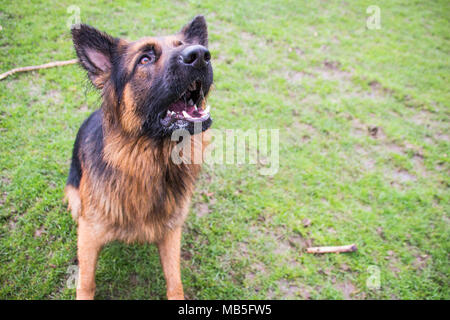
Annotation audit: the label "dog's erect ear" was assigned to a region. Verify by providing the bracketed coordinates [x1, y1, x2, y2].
[180, 15, 208, 47]
[71, 24, 118, 88]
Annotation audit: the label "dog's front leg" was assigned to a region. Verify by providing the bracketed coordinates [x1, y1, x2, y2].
[158, 226, 184, 300]
[76, 217, 102, 300]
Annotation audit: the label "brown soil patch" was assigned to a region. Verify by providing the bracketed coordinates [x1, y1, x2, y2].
[351, 119, 367, 136]
[368, 126, 387, 139]
[435, 133, 450, 142]
[245, 261, 267, 283]
[287, 121, 317, 144]
[315, 60, 352, 81]
[412, 254, 430, 270]
[285, 70, 314, 82]
[391, 169, 416, 183]
[34, 225, 45, 238]
[194, 202, 210, 218]
[368, 80, 394, 97]
[276, 279, 301, 299]
[0, 176, 11, 207]
[335, 280, 357, 300]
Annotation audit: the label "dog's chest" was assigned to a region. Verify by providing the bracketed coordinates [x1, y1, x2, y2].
[80, 132, 207, 243]
[82, 158, 196, 243]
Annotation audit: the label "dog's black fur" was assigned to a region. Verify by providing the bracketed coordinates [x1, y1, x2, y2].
[67, 16, 213, 190]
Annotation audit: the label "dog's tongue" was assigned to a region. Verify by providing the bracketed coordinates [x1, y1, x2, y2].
[167, 100, 187, 113]
[168, 100, 199, 116]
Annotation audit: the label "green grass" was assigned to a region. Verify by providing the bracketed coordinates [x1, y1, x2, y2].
[0, 0, 449, 299]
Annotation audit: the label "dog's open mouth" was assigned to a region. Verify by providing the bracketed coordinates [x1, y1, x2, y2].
[161, 80, 210, 126]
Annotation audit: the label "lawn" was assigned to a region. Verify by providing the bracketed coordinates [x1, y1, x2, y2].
[0, 0, 448, 299]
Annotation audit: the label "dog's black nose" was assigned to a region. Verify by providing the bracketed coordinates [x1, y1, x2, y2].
[179, 45, 211, 69]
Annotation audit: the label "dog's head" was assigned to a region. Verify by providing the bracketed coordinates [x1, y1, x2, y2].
[72, 16, 213, 138]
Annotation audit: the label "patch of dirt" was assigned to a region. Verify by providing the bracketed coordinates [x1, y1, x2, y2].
[351, 119, 390, 144]
[385, 143, 404, 155]
[435, 162, 447, 172]
[285, 70, 314, 83]
[320, 44, 330, 52]
[273, 239, 292, 255]
[385, 250, 401, 275]
[234, 31, 273, 62]
[46, 89, 63, 104]
[327, 227, 337, 235]
[286, 121, 317, 144]
[335, 280, 357, 300]
[315, 60, 352, 81]
[410, 110, 433, 126]
[0, 190, 7, 207]
[354, 145, 376, 171]
[297, 94, 323, 108]
[411, 154, 427, 176]
[130, 273, 139, 286]
[302, 218, 311, 227]
[368, 80, 394, 97]
[8, 218, 18, 230]
[194, 202, 210, 218]
[412, 254, 430, 270]
[404, 142, 424, 156]
[323, 60, 341, 70]
[288, 233, 313, 250]
[27, 81, 42, 98]
[353, 122, 430, 179]
[318, 268, 332, 276]
[237, 241, 249, 257]
[355, 145, 376, 171]
[276, 279, 301, 299]
[181, 249, 193, 261]
[368, 125, 387, 139]
[245, 261, 267, 283]
[0, 176, 11, 207]
[340, 263, 350, 272]
[435, 133, 450, 142]
[287, 46, 305, 56]
[391, 169, 416, 183]
[78, 103, 89, 112]
[376, 227, 386, 239]
[270, 280, 313, 300]
[34, 225, 46, 238]
[351, 119, 367, 136]
[24, 78, 63, 105]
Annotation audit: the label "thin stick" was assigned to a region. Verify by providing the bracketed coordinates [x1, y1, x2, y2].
[306, 244, 357, 254]
[0, 59, 78, 81]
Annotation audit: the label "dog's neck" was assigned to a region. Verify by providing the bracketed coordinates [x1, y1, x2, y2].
[103, 130, 176, 175]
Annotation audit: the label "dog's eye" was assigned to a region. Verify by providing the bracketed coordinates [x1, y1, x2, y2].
[173, 40, 183, 47]
[139, 55, 153, 65]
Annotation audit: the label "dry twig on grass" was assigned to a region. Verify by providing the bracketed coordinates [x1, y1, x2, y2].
[306, 244, 357, 254]
[0, 59, 78, 81]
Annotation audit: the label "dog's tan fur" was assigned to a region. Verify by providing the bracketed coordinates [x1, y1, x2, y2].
[66, 17, 213, 299]
[66, 132, 210, 299]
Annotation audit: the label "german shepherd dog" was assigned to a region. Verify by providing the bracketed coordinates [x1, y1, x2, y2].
[65, 16, 213, 300]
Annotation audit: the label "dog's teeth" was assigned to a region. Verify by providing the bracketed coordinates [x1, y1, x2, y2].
[182, 111, 190, 118]
[194, 105, 198, 111]
[204, 105, 210, 114]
